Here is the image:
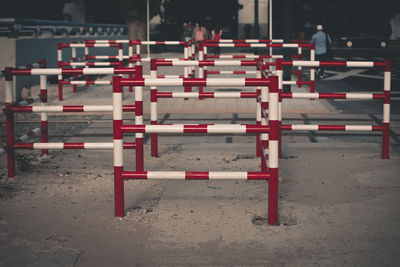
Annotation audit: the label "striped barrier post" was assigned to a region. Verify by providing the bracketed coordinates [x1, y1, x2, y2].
[4, 68, 15, 178]
[201, 41, 312, 85]
[3, 67, 139, 178]
[58, 42, 124, 100]
[267, 60, 391, 159]
[112, 75, 279, 225]
[151, 59, 263, 157]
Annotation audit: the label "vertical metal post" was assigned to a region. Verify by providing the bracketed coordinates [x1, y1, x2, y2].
[268, 75, 279, 226]
[382, 61, 391, 159]
[40, 75, 48, 156]
[113, 75, 124, 217]
[150, 59, 158, 157]
[5, 68, 15, 178]
[275, 59, 283, 158]
[135, 66, 144, 171]
[147, 0, 150, 59]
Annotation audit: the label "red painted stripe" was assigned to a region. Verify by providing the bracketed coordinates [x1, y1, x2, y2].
[62, 69, 84, 75]
[113, 120, 123, 139]
[121, 79, 145, 86]
[123, 142, 137, 149]
[245, 78, 270, 86]
[320, 93, 346, 99]
[64, 143, 85, 149]
[245, 125, 270, 133]
[114, 68, 136, 74]
[123, 105, 136, 112]
[11, 69, 32, 75]
[232, 55, 246, 58]
[206, 71, 220, 74]
[240, 92, 257, 98]
[12, 106, 33, 112]
[372, 93, 385, 99]
[384, 91, 391, 104]
[13, 143, 34, 149]
[234, 43, 251, 47]
[200, 92, 214, 98]
[182, 78, 207, 86]
[183, 125, 208, 133]
[135, 101, 143, 116]
[199, 60, 215, 66]
[63, 106, 84, 112]
[241, 61, 258, 66]
[372, 126, 384, 131]
[185, 172, 209, 180]
[247, 172, 270, 180]
[319, 61, 347, 67]
[120, 125, 146, 133]
[121, 171, 148, 179]
[233, 71, 247, 74]
[318, 125, 346, 131]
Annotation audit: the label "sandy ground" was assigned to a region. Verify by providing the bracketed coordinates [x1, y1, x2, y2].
[1, 60, 400, 266]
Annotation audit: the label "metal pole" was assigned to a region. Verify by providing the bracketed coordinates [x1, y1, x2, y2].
[254, 0, 259, 38]
[269, 0, 272, 56]
[147, 0, 150, 59]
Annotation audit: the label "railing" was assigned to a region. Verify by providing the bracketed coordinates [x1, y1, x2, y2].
[0, 18, 126, 38]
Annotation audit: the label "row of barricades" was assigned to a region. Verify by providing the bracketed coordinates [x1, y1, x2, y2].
[0, 38, 392, 226]
[55, 39, 307, 100]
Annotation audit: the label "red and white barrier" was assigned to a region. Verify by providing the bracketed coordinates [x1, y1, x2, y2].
[268, 59, 391, 159]
[57, 42, 124, 100]
[112, 72, 280, 225]
[3, 66, 141, 178]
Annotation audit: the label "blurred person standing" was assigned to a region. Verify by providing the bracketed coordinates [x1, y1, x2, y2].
[211, 24, 223, 55]
[184, 21, 194, 42]
[310, 24, 332, 79]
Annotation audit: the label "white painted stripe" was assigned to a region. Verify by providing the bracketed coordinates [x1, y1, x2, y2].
[345, 93, 373, 99]
[70, 43, 86, 48]
[384, 71, 391, 91]
[31, 69, 61, 75]
[93, 81, 112, 85]
[283, 81, 297, 85]
[84, 105, 113, 112]
[384, 104, 390, 123]
[268, 140, 279, 168]
[92, 62, 115, 66]
[150, 102, 157, 121]
[209, 172, 247, 179]
[70, 81, 87, 85]
[83, 68, 114, 75]
[114, 139, 123, 167]
[346, 61, 374, 67]
[5, 81, 13, 103]
[172, 92, 199, 98]
[291, 125, 318, 131]
[84, 142, 114, 149]
[345, 125, 373, 131]
[207, 78, 246, 86]
[207, 125, 246, 133]
[69, 62, 86, 66]
[291, 93, 319, 99]
[282, 44, 299, 48]
[214, 92, 241, 98]
[144, 79, 184, 86]
[113, 93, 123, 120]
[33, 143, 63, 149]
[272, 39, 284, 42]
[57, 50, 62, 61]
[145, 125, 184, 133]
[41, 112, 47, 121]
[32, 106, 63, 112]
[293, 61, 319, 67]
[147, 171, 186, 179]
[214, 60, 241, 66]
[268, 93, 279, 121]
